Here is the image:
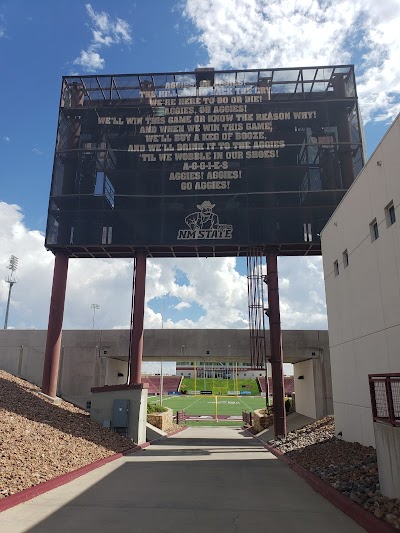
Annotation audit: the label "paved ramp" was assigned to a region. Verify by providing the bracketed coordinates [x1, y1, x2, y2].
[257, 412, 316, 443]
[0, 427, 363, 533]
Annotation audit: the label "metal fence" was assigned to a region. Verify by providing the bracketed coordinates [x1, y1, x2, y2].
[369, 374, 400, 426]
[242, 410, 253, 426]
[176, 410, 186, 424]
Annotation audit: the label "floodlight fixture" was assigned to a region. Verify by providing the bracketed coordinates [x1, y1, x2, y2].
[91, 303, 100, 329]
[7, 255, 18, 277]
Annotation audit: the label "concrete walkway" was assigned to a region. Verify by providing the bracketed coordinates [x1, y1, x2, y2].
[0, 427, 363, 533]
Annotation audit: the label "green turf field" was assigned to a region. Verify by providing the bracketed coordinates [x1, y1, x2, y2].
[148, 394, 267, 417]
[185, 420, 242, 427]
[180, 377, 260, 396]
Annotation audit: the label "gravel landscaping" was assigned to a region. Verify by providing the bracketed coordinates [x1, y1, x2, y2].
[0, 370, 134, 499]
[268, 416, 400, 530]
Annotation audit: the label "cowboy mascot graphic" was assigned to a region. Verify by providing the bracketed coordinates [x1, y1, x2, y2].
[184, 200, 232, 232]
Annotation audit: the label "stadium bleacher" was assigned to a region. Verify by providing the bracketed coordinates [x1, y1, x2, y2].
[257, 376, 294, 395]
[144, 375, 294, 396]
[142, 376, 183, 395]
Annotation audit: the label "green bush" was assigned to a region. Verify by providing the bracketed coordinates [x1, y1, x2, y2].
[285, 398, 291, 413]
[147, 403, 168, 414]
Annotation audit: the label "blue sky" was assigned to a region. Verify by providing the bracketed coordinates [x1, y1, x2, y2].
[0, 1, 205, 230]
[1, 0, 400, 337]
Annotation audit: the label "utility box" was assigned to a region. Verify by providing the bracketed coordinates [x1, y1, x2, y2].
[112, 399, 129, 435]
[90, 384, 148, 444]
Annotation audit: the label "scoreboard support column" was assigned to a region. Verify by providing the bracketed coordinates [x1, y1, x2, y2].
[266, 250, 287, 438]
[41, 253, 69, 398]
[129, 252, 147, 385]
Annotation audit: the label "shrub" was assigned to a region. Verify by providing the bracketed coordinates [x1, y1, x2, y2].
[147, 403, 168, 414]
[285, 398, 291, 413]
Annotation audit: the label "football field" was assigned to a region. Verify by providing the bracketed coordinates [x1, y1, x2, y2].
[148, 395, 267, 417]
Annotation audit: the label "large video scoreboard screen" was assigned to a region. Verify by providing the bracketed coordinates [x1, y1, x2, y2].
[46, 66, 364, 257]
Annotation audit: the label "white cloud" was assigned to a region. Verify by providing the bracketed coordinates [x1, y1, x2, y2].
[0, 14, 6, 38]
[85, 4, 132, 45]
[145, 257, 248, 329]
[279, 277, 289, 290]
[86, 4, 110, 33]
[73, 50, 104, 71]
[182, 0, 400, 123]
[112, 18, 132, 44]
[0, 202, 326, 332]
[32, 147, 43, 155]
[0, 203, 54, 328]
[175, 301, 191, 310]
[278, 256, 327, 329]
[2, 136, 10, 142]
[92, 30, 113, 47]
[73, 4, 132, 72]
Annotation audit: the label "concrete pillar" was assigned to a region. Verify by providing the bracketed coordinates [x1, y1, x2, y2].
[266, 250, 287, 438]
[129, 252, 147, 385]
[41, 254, 69, 398]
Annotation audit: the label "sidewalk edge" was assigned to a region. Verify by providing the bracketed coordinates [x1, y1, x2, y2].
[249, 431, 395, 533]
[0, 426, 188, 513]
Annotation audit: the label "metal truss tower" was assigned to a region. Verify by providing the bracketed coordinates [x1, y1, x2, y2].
[246, 248, 269, 398]
[3, 255, 18, 330]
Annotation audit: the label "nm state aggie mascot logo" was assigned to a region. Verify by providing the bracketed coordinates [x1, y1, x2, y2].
[177, 201, 233, 240]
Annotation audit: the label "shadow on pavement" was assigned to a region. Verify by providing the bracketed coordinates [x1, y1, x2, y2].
[22, 433, 362, 533]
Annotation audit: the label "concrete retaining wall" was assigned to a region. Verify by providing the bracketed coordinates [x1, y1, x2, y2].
[374, 422, 400, 498]
[253, 409, 274, 433]
[147, 408, 174, 431]
[293, 360, 317, 419]
[293, 356, 333, 420]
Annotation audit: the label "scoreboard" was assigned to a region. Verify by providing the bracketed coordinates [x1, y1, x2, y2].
[45, 66, 364, 257]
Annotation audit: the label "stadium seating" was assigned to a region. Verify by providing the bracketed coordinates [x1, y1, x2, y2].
[257, 376, 294, 395]
[142, 376, 183, 395]
[144, 375, 294, 396]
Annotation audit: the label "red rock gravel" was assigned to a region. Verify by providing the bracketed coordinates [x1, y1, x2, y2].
[269, 416, 400, 529]
[0, 370, 134, 499]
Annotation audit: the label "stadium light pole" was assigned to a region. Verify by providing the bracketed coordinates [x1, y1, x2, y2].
[160, 300, 165, 405]
[199, 356, 207, 390]
[4, 255, 18, 330]
[91, 303, 100, 329]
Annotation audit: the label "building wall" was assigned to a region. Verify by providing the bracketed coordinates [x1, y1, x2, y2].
[0, 329, 329, 364]
[293, 360, 316, 419]
[0, 329, 330, 412]
[321, 115, 400, 447]
[105, 358, 128, 386]
[176, 363, 272, 380]
[177, 370, 267, 379]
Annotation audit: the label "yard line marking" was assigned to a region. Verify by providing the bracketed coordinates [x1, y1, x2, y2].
[149, 395, 266, 417]
[179, 396, 204, 411]
[239, 398, 254, 411]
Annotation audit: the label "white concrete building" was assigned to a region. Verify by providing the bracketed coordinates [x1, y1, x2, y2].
[176, 361, 272, 380]
[321, 114, 400, 447]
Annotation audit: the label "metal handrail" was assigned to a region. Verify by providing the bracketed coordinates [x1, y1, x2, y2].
[369, 374, 400, 427]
